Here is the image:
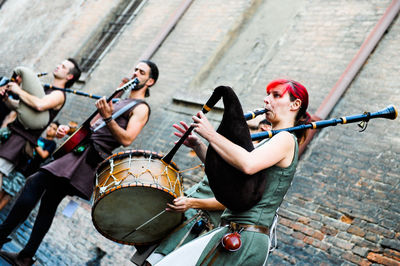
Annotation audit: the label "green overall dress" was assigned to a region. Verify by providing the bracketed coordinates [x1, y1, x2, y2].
[196, 134, 299, 265]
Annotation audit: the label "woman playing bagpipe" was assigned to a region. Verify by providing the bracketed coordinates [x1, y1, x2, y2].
[155, 79, 310, 265]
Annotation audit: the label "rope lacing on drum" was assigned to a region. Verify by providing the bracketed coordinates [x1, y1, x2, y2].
[98, 158, 116, 193]
[110, 158, 115, 173]
[97, 160, 202, 195]
[127, 168, 159, 183]
[161, 164, 182, 194]
[176, 163, 204, 173]
[101, 157, 131, 192]
[97, 157, 184, 196]
[128, 153, 133, 168]
[146, 153, 154, 181]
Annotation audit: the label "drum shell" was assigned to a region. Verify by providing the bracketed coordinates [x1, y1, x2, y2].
[92, 150, 183, 245]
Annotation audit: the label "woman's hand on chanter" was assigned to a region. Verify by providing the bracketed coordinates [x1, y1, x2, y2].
[192, 111, 216, 141]
[173, 121, 202, 149]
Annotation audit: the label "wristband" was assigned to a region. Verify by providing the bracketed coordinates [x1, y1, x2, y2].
[103, 116, 113, 124]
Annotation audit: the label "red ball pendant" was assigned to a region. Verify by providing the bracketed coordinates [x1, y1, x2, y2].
[221, 232, 242, 251]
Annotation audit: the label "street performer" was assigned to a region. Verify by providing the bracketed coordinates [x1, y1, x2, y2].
[0, 60, 159, 266]
[0, 59, 81, 191]
[156, 79, 311, 265]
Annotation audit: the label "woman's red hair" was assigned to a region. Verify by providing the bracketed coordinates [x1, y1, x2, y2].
[266, 79, 311, 143]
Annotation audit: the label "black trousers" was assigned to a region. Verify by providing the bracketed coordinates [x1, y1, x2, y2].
[0, 170, 77, 257]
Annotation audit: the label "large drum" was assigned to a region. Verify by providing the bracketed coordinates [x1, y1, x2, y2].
[92, 150, 184, 245]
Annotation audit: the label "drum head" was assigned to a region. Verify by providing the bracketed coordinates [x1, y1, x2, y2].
[92, 185, 183, 245]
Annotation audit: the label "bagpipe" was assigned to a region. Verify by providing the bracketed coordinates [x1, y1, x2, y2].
[162, 85, 397, 212]
[0, 69, 50, 130]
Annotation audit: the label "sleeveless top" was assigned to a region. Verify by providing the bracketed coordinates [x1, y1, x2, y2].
[220, 134, 299, 227]
[90, 98, 149, 153]
[41, 98, 149, 199]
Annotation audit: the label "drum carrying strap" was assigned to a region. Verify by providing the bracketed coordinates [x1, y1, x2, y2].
[93, 99, 143, 132]
[173, 211, 209, 251]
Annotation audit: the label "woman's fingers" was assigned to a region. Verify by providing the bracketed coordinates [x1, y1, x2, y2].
[166, 202, 184, 212]
[192, 115, 200, 123]
[173, 123, 186, 134]
[197, 111, 205, 118]
[174, 132, 183, 138]
[179, 121, 190, 130]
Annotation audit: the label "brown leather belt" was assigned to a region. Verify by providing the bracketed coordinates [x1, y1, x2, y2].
[199, 221, 270, 265]
[220, 220, 270, 235]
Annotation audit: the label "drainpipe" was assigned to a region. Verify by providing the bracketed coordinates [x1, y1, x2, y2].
[139, 0, 194, 61]
[299, 0, 400, 156]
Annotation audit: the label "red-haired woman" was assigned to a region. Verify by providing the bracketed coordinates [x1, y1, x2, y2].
[155, 79, 311, 266]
